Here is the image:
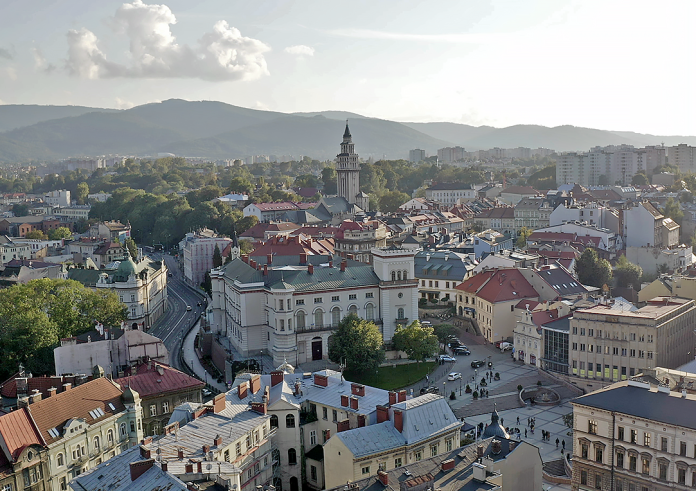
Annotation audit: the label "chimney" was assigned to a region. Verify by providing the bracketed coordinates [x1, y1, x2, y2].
[263, 264, 268, 276]
[358, 414, 367, 427]
[250, 375, 261, 394]
[250, 259, 256, 269]
[378, 471, 389, 486]
[62, 383, 71, 391]
[308, 264, 314, 274]
[492, 439, 502, 455]
[242, 254, 249, 264]
[238, 382, 248, 399]
[351, 383, 365, 397]
[213, 393, 226, 413]
[214, 435, 223, 447]
[314, 374, 328, 387]
[388, 391, 397, 406]
[267, 254, 273, 265]
[251, 402, 267, 415]
[30, 389, 42, 403]
[329, 260, 333, 268]
[161, 461, 168, 472]
[337, 419, 350, 433]
[47, 387, 57, 398]
[341, 394, 349, 407]
[17, 397, 29, 409]
[142, 436, 153, 445]
[164, 423, 178, 436]
[398, 390, 407, 402]
[271, 371, 284, 387]
[300, 253, 308, 265]
[202, 445, 210, 454]
[377, 405, 389, 423]
[15, 377, 28, 397]
[185, 463, 193, 474]
[477, 444, 484, 458]
[178, 448, 184, 460]
[130, 459, 155, 482]
[441, 459, 455, 471]
[350, 396, 358, 410]
[340, 259, 346, 272]
[140, 445, 151, 459]
[393, 410, 403, 433]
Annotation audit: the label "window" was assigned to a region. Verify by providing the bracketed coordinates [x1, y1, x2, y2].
[107, 429, 114, 445]
[162, 401, 169, 414]
[580, 344, 586, 351]
[642, 457, 650, 475]
[310, 465, 318, 482]
[270, 415, 278, 428]
[361, 466, 370, 475]
[332, 409, 337, 422]
[150, 404, 157, 417]
[595, 447, 603, 463]
[397, 308, 405, 319]
[235, 442, 241, 456]
[60, 477, 67, 490]
[622, 348, 627, 356]
[581, 470, 588, 485]
[595, 474, 602, 489]
[93, 435, 100, 451]
[581, 444, 589, 459]
[681, 440, 687, 456]
[643, 432, 651, 447]
[286, 414, 295, 428]
[296, 299, 304, 305]
[446, 438, 453, 452]
[414, 450, 422, 461]
[573, 327, 578, 335]
[661, 437, 668, 452]
[130, 421, 135, 433]
[314, 297, 322, 304]
[224, 450, 230, 462]
[589, 420, 598, 435]
[616, 479, 623, 491]
[366, 292, 373, 298]
[331, 307, 340, 326]
[430, 444, 438, 457]
[310, 430, 317, 446]
[678, 467, 686, 485]
[589, 329, 594, 337]
[366, 303, 374, 321]
[647, 351, 653, 359]
[296, 311, 305, 329]
[119, 422, 127, 438]
[322, 407, 328, 420]
[572, 343, 578, 350]
[349, 294, 357, 300]
[647, 334, 653, 343]
[629, 455, 636, 471]
[618, 426, 624, 441]
[616, 452, 624, 468]
[630, 429, 637, 444]
[57, 453, 65, 466]
[331, 296, 339, 302]
[581, 328, 586, 336]
[658, 462, 667, 480]
[288, 448, 297, 465]
[630, 349, 635, 357]
[314, 309, 323, 327]
[394, 458, 402, 468]
[613, 347, 619, 355]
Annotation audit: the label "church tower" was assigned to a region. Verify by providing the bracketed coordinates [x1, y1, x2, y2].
[336, 121, 368, 210]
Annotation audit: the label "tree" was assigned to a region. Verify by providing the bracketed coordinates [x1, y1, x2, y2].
[75, 181, 89, 204]
[516, 227, 532, 248]
[614, 255, 642, 289]
[392, 320, 439, 363]
[124, 237, 138, 260]
[432, 323, 456, 344]
[378, 190, 410, 213]
[239, 239, 254, 255]
[236, 215, 258, 234]
[321, 167, 337, 195]
[202, 272, 212, 297]
[25, 230, 48, 240]
[213, 244, 223, 268]
[575, 248, 612, 288]
[12, 203, 28, 217]
[328, 314, 385, 373]
[631, 173, 648, 186]
[662, 197, 684, 226]
[47, 227, 72, 240]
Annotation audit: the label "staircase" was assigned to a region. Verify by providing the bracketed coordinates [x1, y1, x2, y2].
[542, 459, 571, 485]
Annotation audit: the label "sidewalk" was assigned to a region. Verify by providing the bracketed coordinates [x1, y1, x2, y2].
[182, 320, 227, 393]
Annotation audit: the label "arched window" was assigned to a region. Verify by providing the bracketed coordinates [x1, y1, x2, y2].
[391, 271, 396, 281]
[365, 303, 374, 321]
[107, 429, 114, 445]
[397, 271, 402, 281]
[288, 448, 297, 465]
[93, 436, 100, 451]
[314, 309, 323, 328]
[397, 308, 405, 319]
[57, 453, 64, 467]
[403, 270, 408, 280]
[119, 422, 127, 438]
[286, 414, 295, 428]
[270, 415, 278, 428]
[349, 305, 357, 316]
[296, 311, 305, 329]
[332, 307, 341, 327]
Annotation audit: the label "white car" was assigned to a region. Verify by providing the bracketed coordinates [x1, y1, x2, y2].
[500, 342, 513, 352]
[439, 355, 456, 362]
[447, 372, 462, 381]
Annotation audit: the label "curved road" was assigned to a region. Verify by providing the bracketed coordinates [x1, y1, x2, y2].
[147, 253, 207, 371]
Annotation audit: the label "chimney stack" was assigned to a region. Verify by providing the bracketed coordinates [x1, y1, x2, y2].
[398, 390, 407, 402]
[341, 394, 349, 407]
[267, 254, 273, 265]
[340, 259, 347, 272]
[314, 374, 328, 387]
[377, 405, 389, 423]
[213, 393, 226, 413]
[263, 264, 268, 276]
[161, 461, 168, 472]
[47, 387, 57, 397]
[130, 459, 155, 482]
[308, 264, 314, 274]
[238, 382, 248, 399]
[178, 448, 184, 459]
[214, 435, 223, 447]
[350, 396, 358, 410]
[62, 383, 71, 391]
[358, 414, 367, 427]
[250, 375, 261, 394]
[394, 410, 403, 433]
[388, 391, 397, 406]
[300, 253, 308, 265]
[271, 371, 284, 387]
[378, 471, 389, 486]
[337, 419, 350, 433]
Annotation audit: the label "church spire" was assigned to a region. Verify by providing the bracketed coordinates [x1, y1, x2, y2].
[343, 119, 352, 141]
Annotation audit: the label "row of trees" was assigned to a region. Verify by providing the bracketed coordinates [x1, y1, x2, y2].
[575, 248, 643, 289]
[0, 279, 127, 379]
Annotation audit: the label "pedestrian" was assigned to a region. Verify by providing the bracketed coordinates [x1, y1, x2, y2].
[517, 416, 520, 425]
[525, 428, 527, 438]
[556, 438, 559, 448]
[562, 439, 565, 450]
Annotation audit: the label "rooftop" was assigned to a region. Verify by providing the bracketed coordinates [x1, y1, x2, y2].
[576, 296, 692, 320]
[114, 361, 204, 399]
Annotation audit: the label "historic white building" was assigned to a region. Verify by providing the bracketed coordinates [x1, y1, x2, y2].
[178, 228, 237, 287]
[336, 122, 369, 211]
[209, 247, 419, 366]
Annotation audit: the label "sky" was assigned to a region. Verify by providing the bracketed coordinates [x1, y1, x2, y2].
[0, 0, 695, 135]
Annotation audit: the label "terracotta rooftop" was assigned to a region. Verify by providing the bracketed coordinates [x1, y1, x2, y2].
[456, 268, 538, 304]
[27, 377, 125, 445]
[250, 235, 334, 258]
[0, 408, 44, 461]
[114, 362, 204, 398]
[500, 185, 538, 195]
[239, 222, 270, 239]
[0, 374, 88, 399]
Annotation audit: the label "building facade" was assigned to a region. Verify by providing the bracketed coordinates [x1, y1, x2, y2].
[333, 220, 387, 264]
[178, 229, 236, 287]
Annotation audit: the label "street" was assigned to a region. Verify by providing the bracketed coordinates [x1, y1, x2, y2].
[147, 253, 207, 370]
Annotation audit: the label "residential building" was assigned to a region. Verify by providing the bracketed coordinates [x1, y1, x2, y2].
[322, 393, 461, 489]
[623, 201, 679, 248]
[68, 252, 169, 330]
[499, 186, 539, 206]
[626, 244, 694, 276]
[425, 183, 479, 205]
[86, 193, 112, 203]
[639, 274, 696, 303]
[91, 242, 125, 268]
[668, 143, 696, 174]
[23, 377, 143, 491]
[179, 228, 236, 287]
[250, 235, 335, 260]
[513, 301, 570, 368]
[334, 219, 387, 264]
[473, 207, 515, 236]
[398, 197, 437, 212]
[54, 205, 91, 223]
[0, 259, 66, 286]
[209, 247, 419, 366]
[541, 314, 573, 375]
[408, 148, 426, 163]
[415, 250, 476, 305]
[54, 325, 168, 379]
[312, 196, 365, 225]
[88, 221, 131, 243]
[0, 406, 50, 491]
[243, 202, 315, 222]
[569, 297, 696, 382]
[532, 222, 622, 254]
[214, 192, 250, 208]
[514, 196, 552, 231]
[571, 377, 696, 490]
[436, 146, 466, 163]
[550, 202, 618, 230]
[114, 360, 204, 437]
[472, 230, 514, 259]
[472, 249, 540, 275]
[0, 236, 32, 264]
[455, 268, 539, 342]
[336, 123, 369, 211]
[44, 190, 71, 208]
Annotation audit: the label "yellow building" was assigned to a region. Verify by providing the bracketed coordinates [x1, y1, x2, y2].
[638, 275, 696, 303]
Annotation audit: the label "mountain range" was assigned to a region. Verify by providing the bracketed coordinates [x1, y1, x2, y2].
[0, 99, 695, 163]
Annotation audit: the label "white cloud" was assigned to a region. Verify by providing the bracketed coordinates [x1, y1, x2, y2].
[32, 47, 56, 73]
[284, 45, 315, 57]
[66, 0, 270, 81]
[327, 28, 516, 45]
[115, 97, 135, 109]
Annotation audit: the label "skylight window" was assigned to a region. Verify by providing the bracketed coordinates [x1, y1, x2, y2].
[108, 403, 116, 411]
[48, 428, 59, 438]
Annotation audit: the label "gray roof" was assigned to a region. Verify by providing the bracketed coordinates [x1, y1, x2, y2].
[415, 250, 475, 279]
[541, 315, 571, 333]
[337, 421, 408, 458]
[535, 265, 588, 296]
[573, 383, 696, 430]
[318, 197, 362, 215]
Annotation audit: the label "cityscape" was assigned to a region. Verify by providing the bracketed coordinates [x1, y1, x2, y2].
[1, 2, 696, 491]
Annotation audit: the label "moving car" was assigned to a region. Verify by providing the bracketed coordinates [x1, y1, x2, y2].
[419, 386, 440, 395]
[471, 360, 486, 368]
[447, 372, 462, 381]
[186, 305, 192, 311]
[453, 347, 471, 355]
[439, 355, 456, 362]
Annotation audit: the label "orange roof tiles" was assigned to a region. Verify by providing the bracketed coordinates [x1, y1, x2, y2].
[114, 362, 204, 398]
[456, 268, 538, 304]
[0, 408, 43, 461]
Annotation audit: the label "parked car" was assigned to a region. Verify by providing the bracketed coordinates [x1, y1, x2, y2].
[471, 360, 486, 368]
[439, 355, 456, 362]
[447, 372, 462, 381]
[454, 347, 471, 355]
[448, 341, 462, 348]
[186, 305, 192, 311]
[420, 386, 440, 395]
[500, 342, 513, 352]
[202, 388, 212, 397]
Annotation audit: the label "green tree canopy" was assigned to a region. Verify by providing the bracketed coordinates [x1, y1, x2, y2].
[124, 237, 138, 259]
[392, 320, 439, 362]
[432, 323, 456, 344]
[614, 255, 642, 289]
[516, 227, 532, 248]
[662, 197, 684, 226]
[75, 181, 89, 204]
[378, 190, 410, 213]
[575, 248, 613, 288]
[321, 167, 337, 195]
[47, 227, 72, 240]
[25, 230, 48, 240]
[631, 172, 648, 186]
[328, 314, 385, 372]
[213, 243, 223, 268]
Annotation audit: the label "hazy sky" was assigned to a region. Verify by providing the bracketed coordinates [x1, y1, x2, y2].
[0, 0, 694, 135]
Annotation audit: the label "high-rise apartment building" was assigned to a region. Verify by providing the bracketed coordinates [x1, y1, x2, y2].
[408, 148, 426, 162]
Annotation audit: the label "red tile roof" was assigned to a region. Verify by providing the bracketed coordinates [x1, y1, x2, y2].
[27, 378, 125, 445]
[456, 268, 538, 304]
[0, 408, 44, 461]
[114, 362, 203, 398]
[0, 374, 87, 399]
[239, 223, 270, 239]
[265, 222, 300, 232]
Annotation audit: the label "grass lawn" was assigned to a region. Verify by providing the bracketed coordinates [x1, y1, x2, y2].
[344, 361, 437, 391]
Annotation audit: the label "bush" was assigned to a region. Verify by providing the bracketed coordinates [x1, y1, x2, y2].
[450, 391, 456, 400]
[517, 384, 523, 392]
[465, 384, 472, 393]
[418, 297, 428, 307]
[473, 390, 479, 399]
[537, 380, 543, 386]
